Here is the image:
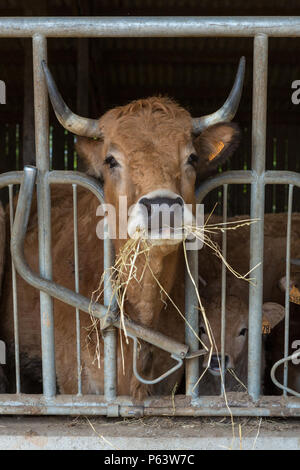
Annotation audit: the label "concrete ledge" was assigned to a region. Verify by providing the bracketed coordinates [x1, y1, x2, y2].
[0, 416, 299, 450]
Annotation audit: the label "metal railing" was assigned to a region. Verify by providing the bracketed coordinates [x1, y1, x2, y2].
[0, 16, 300, 416]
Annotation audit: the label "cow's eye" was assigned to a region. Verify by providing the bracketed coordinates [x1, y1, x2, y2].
[104, 155, 120, 169]
[187, 153, 199, 168]
[239, 328, 248, 336]
[199, 326, 206, 335]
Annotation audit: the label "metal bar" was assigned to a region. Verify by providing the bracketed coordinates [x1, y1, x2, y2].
[271, 351, 300, 398]
[0, 394, 300, 417]
[185, 247, 199, 397]
[10, 167, 108, 320]
[283, 185, 293, 395]
[48, 170, 104, 201]
[0, 172, 23, 189]
[103, 238, 117, 401]
[1, 17, 300, 38]
[117, 317, 189, 359]
[33, 35, 56, 397]
[248, 34, 268, 401]
[196, 169, 300, 204]
[72, 184, 82, 395]
[220, 184, 228, 394]
[8, 185, 21, 394]
[196, 170, 254, 203]
[264, 170, 300, 187]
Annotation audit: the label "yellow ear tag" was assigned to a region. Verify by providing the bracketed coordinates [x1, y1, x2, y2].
[208, 141, 225, 161]
[290, 285, 300, 305]
[262, 318, 271, 335]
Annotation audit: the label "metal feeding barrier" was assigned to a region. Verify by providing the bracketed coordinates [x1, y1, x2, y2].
[0, 17, 300, 417]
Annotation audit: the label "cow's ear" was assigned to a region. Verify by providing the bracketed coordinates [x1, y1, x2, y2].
[75, 136, 104, 178]
[262, 302, 285, 332]
[193, 122, 241, 183]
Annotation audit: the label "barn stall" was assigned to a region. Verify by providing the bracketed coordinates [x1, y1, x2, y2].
[0, 1, 299, 431]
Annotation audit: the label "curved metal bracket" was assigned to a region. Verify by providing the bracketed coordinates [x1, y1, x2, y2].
[11, 166, 108, 319]
[270, 351, 300, 398]
[128, 333, 183, 385]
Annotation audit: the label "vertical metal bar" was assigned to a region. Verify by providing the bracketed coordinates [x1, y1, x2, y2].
[72, 184, 82, 395]
[32, 34, 56, 397]
[8, 185, 21, 393]
[283, 184, 293, 395]
[103, 238, 117, 401]
[221, 184, 228, 394]
[185, 248, 199, 397]
[248, 34, 268, 401]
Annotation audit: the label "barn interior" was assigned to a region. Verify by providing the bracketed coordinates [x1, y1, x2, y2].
[1, 0, 300, 215]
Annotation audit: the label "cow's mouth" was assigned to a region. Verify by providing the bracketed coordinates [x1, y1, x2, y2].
[147, 225, 186, 239]
[209, 367, 221, 376]
[208, 367, 223, 376]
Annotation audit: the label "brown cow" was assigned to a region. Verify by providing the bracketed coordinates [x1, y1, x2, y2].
[264, 274, 300, 395]
[0, 59, 245, 399]
[196, 213, 300, 395]
[198, 286, 285, 395]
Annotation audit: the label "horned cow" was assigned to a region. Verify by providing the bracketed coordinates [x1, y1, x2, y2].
[0, 59, 245, 399]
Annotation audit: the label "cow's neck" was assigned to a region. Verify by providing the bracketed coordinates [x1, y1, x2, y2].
[116, 241, 183, 327]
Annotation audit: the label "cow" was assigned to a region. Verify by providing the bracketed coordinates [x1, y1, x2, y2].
[0, 58, 245, 400]
[195, 213, 300, 395]
[198, 281, 285, 395]
[264, 273, 300, 395]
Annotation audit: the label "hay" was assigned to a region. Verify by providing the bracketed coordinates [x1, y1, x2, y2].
[87, 211, 258, 433]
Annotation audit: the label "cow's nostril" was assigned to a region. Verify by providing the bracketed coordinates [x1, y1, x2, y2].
[139, 197, 152, 217]
[210, 354, 220, 369]
[210, 354, 229, 370]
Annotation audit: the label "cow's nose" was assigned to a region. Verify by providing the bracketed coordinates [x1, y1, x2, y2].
[210, 354, 229, 370]
[139, 196, 183, 218]
[139, 196, 184, 231]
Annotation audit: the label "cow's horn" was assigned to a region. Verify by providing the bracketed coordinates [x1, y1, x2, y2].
[41, 61, 103, 139]
[192, 56, 245, 134]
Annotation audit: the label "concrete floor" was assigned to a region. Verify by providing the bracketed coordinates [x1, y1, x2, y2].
[0, 415, 299, 450]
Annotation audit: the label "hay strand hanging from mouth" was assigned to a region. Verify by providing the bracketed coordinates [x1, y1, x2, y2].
[88, 236, 151, 370]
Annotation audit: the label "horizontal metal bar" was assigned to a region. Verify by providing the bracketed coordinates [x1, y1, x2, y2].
[196, 170, 300, 205]
[0, 394, 300, 417]
[1, 17, 300, 38]
[48, 170, 104, 202]
[0, 171, 23, 189]
[196, 170, 254, 202]
[264, 170, 300, 187]
[3, 169, 299, 195]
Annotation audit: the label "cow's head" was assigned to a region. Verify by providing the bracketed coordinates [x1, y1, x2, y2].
[200, 297, 285, 376]
[43, 59, 244, 251]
